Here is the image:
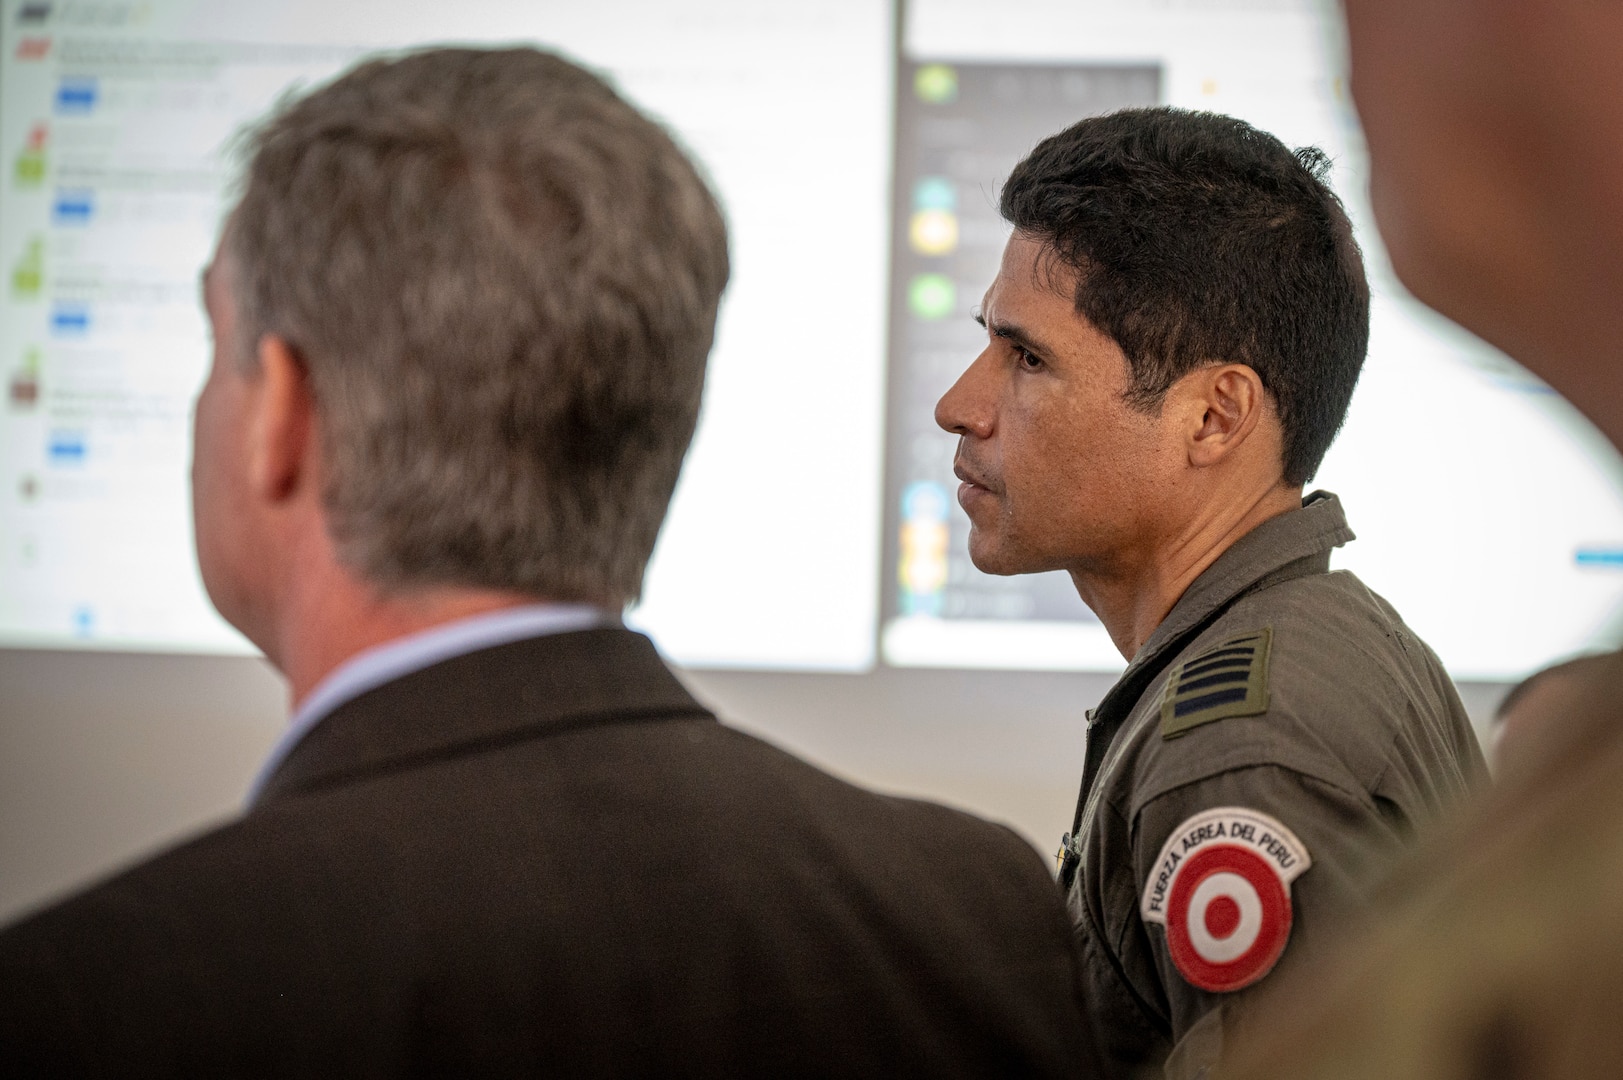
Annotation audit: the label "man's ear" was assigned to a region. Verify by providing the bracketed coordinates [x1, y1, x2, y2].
[247, 334, 316, 502]
[1183, 363, 1267, 468]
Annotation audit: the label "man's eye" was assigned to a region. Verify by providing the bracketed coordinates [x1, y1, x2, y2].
[1016, 346, 1042, 370]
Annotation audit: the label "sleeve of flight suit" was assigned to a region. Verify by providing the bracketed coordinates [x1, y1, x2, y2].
[1125, 763, 1409, 1079]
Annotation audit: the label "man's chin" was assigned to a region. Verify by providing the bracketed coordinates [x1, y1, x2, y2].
[965, 534, 1031, 578]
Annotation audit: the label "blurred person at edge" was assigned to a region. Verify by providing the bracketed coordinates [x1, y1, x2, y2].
[1490, 654, 1615, 776]
[0, 47, 1102, 1078]
[1219, 2, 1623, 1078]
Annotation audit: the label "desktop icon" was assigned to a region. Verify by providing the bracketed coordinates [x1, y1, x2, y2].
[55, 77, 97, 115]
[1575, 546, 1623, 568]
[914, 64, 958, 105]
[11, 237, 44, 299]
[8, 348, 42, 411]
[912, 176, 955, 213]
[49, 301, 89, 336]
[14, 124, 47, 187]
[907, 273, 955, 320]
[48, 429, 86, 465]
[899, 482, 950, 616]
[52, 188, 93, 225]
[909, 209, 958, 256]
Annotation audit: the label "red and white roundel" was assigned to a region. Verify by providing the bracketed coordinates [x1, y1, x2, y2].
[1140, 807, 1311, 993]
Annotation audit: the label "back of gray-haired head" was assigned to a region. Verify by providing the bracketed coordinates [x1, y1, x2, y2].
[227, 47, 730, 605]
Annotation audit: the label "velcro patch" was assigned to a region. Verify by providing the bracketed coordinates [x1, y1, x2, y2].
[1159, 627, 1272, 739]
[1141, 806, 1310, 993]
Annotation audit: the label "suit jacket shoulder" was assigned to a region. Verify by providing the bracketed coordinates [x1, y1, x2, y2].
[0, 628, 1099, 1078]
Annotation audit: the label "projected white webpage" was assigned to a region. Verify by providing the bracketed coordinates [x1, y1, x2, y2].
[4, 0, 1622, 682]
[0, 0, 892, 669]
[880, 0, 1623, 681]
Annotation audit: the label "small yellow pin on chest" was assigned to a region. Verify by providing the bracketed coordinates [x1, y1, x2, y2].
[1159, 627, 1273, 739]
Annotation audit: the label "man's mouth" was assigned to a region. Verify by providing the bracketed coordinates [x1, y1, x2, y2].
[953, 459, 997, 507]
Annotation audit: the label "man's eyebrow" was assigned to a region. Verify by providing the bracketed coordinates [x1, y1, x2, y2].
[976, 311, 1054, 357]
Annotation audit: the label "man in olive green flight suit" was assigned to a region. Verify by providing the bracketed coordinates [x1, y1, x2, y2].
[935, 106, 1486, 1079]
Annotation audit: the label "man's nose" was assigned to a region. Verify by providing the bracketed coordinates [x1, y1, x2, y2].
[935, 347, 996, 439]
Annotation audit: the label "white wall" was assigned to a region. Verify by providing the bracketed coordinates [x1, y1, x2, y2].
[0, 647, 1509, 925]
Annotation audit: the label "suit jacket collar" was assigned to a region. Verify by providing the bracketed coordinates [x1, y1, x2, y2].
[253, 628, 713, 807]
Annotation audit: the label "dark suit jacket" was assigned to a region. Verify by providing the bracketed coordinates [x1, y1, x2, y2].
[0, 629, 1098, 1077]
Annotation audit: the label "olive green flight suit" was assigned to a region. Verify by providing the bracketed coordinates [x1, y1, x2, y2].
[1057, 492, 1486, 1079]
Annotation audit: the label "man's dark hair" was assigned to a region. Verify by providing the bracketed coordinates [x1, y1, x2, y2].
[1001, 106, 1369, 484]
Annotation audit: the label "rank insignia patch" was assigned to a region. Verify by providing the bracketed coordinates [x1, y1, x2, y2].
[1141, 806, 1310, 993]
[1160, 627, 1272, 739]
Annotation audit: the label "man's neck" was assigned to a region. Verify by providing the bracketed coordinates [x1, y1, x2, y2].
[1071, 484, 1303, 661]
[268, 563, 560, 710]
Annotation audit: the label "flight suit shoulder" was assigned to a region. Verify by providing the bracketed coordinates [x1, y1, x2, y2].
[1123, 594, 1428, 821]
[1228, 568, 1449, 718]
[1235, 569, 1486, 816]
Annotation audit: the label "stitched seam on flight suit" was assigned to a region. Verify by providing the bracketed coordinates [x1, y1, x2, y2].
[1089, 794, 1177, 1039]
[1366, 756, 1397, 808]
[1104, 791, 1165, 1010]
[1076, 758, 1180, 1041]
[1128, 758, 1373, 828]
[1072, 690, 1186, 1044]
[1363, 751, 1440, 834]
[1076, 669, 1182, 874]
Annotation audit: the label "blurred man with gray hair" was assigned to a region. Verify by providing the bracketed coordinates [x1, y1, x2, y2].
[0, 48, 1098, 1077]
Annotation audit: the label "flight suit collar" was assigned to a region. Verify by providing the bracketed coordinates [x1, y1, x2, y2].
[1087, 491, 1355, 735]
[1063, 492, 1357, 886]
[1133, 490, 1354, 676]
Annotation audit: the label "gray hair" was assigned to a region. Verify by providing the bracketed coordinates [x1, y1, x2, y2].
[226, 47, 730, 605]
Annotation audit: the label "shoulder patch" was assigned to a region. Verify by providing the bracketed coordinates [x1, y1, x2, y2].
[1159, 627, 1272, 740]
[1140, 806, 1311, 993]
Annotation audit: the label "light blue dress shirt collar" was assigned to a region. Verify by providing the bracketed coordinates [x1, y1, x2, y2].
[248, 603, 614, 805]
